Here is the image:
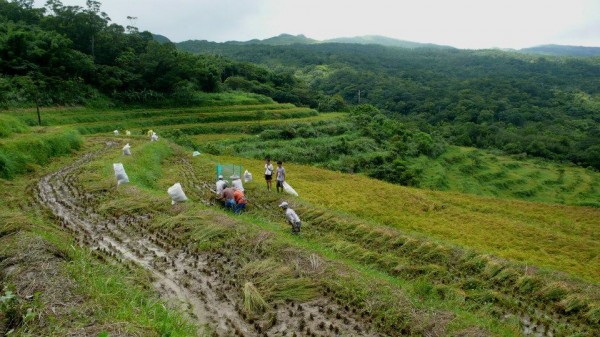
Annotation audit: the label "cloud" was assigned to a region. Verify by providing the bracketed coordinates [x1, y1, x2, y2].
[33, 0, 600, 48]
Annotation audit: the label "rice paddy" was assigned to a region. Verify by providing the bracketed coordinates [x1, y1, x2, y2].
[1, 93, 598, 336]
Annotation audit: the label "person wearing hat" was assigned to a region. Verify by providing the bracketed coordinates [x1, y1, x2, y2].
[231, 174, 244, 191]
[216, 175, 228, 195]
[279, 201, 301, 234]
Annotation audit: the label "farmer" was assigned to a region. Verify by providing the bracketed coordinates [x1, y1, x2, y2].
[276, 161, 285, 193]
[233, 188, 247, 214]
[218, 186, 236, 211]
[231, 174, 244, 191]
[264, 158, 274, 191]
[215, 175, 228, 195]
[279, 201, 301, 234]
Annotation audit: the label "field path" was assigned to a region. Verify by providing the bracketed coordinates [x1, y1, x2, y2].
[35, 143, 381, 337]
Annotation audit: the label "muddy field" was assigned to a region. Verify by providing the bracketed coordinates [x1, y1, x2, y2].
[34, 143, 382, 336]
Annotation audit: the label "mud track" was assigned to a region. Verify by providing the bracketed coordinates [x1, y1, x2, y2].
[35, 144, 381, 337]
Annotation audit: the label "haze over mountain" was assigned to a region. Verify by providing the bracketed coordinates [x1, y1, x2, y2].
[519, 44, 600, 57]
[174, 33, 600, 56]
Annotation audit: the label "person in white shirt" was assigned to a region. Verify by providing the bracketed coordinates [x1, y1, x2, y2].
[264, 158, 274, 191]
[279, 201, 301, 234]
[216, 175, 228, 195]
[231, 175, 244, 191]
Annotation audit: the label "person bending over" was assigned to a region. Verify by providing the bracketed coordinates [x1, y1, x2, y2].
[279, 201, 301, 234]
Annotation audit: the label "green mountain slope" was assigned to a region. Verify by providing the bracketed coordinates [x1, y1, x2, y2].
[176, 40, 600, 170]
[520, 44, 600, 57]
[326, 34, 454, 49]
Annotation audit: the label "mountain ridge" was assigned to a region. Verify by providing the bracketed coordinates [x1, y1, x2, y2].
[173, 33, 600, 56]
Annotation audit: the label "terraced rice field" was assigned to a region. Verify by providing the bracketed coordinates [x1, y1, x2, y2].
[414, 146, 600, 206]
[1, 97, 599, 336]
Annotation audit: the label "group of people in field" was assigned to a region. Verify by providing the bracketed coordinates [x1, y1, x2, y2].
[215, 158, 301, 235]
[263, 158, 287, 193]
[216, 175, 247, 214]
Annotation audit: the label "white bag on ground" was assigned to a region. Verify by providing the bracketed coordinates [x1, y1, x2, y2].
[167, 183, 188, 205]
[113, 163, 129, 186]
[113, 130, 119, 135]
[231, 176, 244, 191]
[122, 143, 131, 156]
[192, 151, 201, 157]
[243, 170, 253, 183]
[283, 182, 299, 196]
[151, 132, 159, 141]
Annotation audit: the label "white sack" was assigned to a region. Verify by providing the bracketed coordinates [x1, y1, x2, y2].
[113, 163, 129, 186]
[192, 151, 201, 157]
[243, 169, 253, 183]
[167, 183, 188, 205]
[122, 143, 131, 156]
[151, 133, 159, 141]
[113, 130, 119, 135]
[283, 182, 298, 196]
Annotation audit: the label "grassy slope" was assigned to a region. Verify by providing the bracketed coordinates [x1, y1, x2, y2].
[414, 146, 600, 207]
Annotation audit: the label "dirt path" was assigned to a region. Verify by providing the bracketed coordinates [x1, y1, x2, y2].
[35, 145, 381, 337]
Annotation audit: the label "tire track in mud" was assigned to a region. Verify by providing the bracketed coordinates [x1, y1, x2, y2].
[35, 145, 382, 337]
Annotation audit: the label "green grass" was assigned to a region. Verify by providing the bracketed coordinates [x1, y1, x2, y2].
[0, 128, 82, 179]
[0, 114, 29, 137]
[25, 106, 315, 128]
[412, 146, 600, 206]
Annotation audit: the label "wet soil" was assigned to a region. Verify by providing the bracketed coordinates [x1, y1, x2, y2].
[35, 145, 382, 336]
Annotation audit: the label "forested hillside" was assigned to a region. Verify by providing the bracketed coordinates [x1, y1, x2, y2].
[0, 0, 317, 108]
[177, 40, 600, 169]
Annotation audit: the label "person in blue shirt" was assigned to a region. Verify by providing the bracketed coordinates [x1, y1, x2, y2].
[276, 161, 285, 193]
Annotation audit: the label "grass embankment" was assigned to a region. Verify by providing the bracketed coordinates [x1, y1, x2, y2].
[0, 143, 196, 336]
[70, 137, 598, 336]
[67, 107, 317, 134]
[0, 125, 82, 179]
[414, 146, 600, 207]
[0, 115, 28, 137]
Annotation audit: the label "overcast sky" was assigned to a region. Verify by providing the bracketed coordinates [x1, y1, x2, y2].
[34, 0, 600, 49]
